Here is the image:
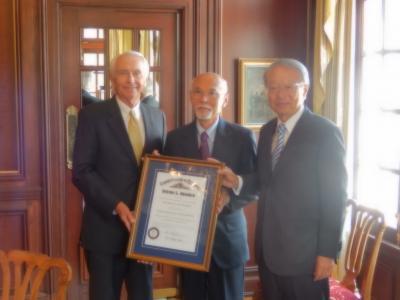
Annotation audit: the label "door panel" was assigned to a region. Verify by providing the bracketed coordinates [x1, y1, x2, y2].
[61, 6, 178, 298]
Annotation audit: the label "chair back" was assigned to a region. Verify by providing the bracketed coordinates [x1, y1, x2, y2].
[341, 199, 386, 300]
[0, 249, 72, 300]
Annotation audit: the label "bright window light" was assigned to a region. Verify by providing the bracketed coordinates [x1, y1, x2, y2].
[356, 0, 400, 228]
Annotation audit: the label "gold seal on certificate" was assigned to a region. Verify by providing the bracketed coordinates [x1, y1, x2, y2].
[126, 154, 224, 271]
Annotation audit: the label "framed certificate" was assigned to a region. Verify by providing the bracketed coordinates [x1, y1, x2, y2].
[126, 154, 224, 271]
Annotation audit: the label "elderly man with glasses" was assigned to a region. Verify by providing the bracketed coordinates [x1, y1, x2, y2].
[219, 59, 347, 300]
[164, 72, 257, 300]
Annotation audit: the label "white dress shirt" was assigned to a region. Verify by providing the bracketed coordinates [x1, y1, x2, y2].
[196, 117, 220, 154]
[116, 97, 145, 147]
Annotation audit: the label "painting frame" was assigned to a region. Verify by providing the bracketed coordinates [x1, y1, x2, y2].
[238, 58, 277, 130]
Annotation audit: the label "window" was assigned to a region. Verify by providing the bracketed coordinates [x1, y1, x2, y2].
[79, 28, 161, 105]
[80, 28, 105, 101]
[355, 0, 400, 231]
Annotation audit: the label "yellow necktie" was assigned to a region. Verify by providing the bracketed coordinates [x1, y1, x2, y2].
[127, 112, 143, 163]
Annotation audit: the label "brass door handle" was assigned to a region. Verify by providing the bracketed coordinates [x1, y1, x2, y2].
[66, 105, 79, 170]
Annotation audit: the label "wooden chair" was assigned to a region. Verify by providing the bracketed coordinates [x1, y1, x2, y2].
[330, 199, 386, 300]
[0, 249, 72, 300]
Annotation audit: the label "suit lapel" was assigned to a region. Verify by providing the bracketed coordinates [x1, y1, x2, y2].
[106, 98, 136, 162]
[140, 103, 152, 153]
[273, 108, 311, 172]
[285, 110, 309, 146]
[212, 119, 231, 161]
[184, 122, 202, 159]
[261, 119, 276, 173]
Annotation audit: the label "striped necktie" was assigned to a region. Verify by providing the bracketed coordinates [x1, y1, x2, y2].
[271, 123, 286, 170]
[127, 112, 143, 163]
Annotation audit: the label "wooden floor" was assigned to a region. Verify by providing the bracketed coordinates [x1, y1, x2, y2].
[155, 298, 252, 300]
[153, 288, 253, 300]
[154, 296, 252, 300]
[154, 288, 253, 300]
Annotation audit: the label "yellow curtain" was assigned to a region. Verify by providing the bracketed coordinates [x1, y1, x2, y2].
[139, 30, 161, 67]
[108, 29, 133, 62]
[312, 0, 355, 280]
[312, 0, 355, 142]
[139, 30, 151, 63]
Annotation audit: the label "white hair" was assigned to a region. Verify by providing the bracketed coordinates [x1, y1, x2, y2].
[109, 51, 150, 78]
[265, 58, 310, 85]
[191, 72, 228, 94]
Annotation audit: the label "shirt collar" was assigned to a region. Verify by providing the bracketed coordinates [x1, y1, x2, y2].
[277, 105, 304, 135]
[196, 117, 219, 138]
[116, 96, 141, 120]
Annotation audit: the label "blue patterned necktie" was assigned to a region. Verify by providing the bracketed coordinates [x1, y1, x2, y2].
[271, 123, 286, 170]
[200, 131, 210, 160]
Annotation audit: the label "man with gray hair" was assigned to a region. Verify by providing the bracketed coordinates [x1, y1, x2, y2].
[164, 72, 257, 300]
[219, 59, 347, 299]
[73, 51, 166, 300]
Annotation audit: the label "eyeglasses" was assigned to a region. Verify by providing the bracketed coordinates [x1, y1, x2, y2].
[266, 83, 305, 94]
[191, 89, 222, 99]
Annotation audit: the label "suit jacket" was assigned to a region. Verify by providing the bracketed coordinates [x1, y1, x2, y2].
[141, 95, 159, 108]
[245, 108, 347, 276]
[164, 119, 257, 269]
[72, 98, 166, 254]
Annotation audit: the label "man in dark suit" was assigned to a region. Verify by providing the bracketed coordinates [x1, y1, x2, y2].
[81, 71, 101, 107]
[81, 88, 100, 107]
[164, 72, 257, 300]
[219, 59, 347, 300]
[141, 94, 159, 108]
[72, 51, 166, 300]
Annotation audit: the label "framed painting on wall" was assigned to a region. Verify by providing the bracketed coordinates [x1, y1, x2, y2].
[238, 58, 276, 130]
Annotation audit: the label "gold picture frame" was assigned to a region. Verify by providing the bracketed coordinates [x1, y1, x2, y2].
[238, 58, 276, 130]
[126, 154, 223, 271]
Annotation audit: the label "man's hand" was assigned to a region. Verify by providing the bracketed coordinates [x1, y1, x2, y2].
[115, 202, 135, 231]
[207, 158, 239, 189]
[219, 166, 239, 189]
[313, 256, 334, 281]
[216, 187, 230, 213]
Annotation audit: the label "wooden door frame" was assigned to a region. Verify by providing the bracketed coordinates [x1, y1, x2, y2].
[42, 0, 221, 297]
[61, 6, 180, 295]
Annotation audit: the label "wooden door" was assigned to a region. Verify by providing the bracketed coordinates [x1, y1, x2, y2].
[61, 6, 179, 299]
